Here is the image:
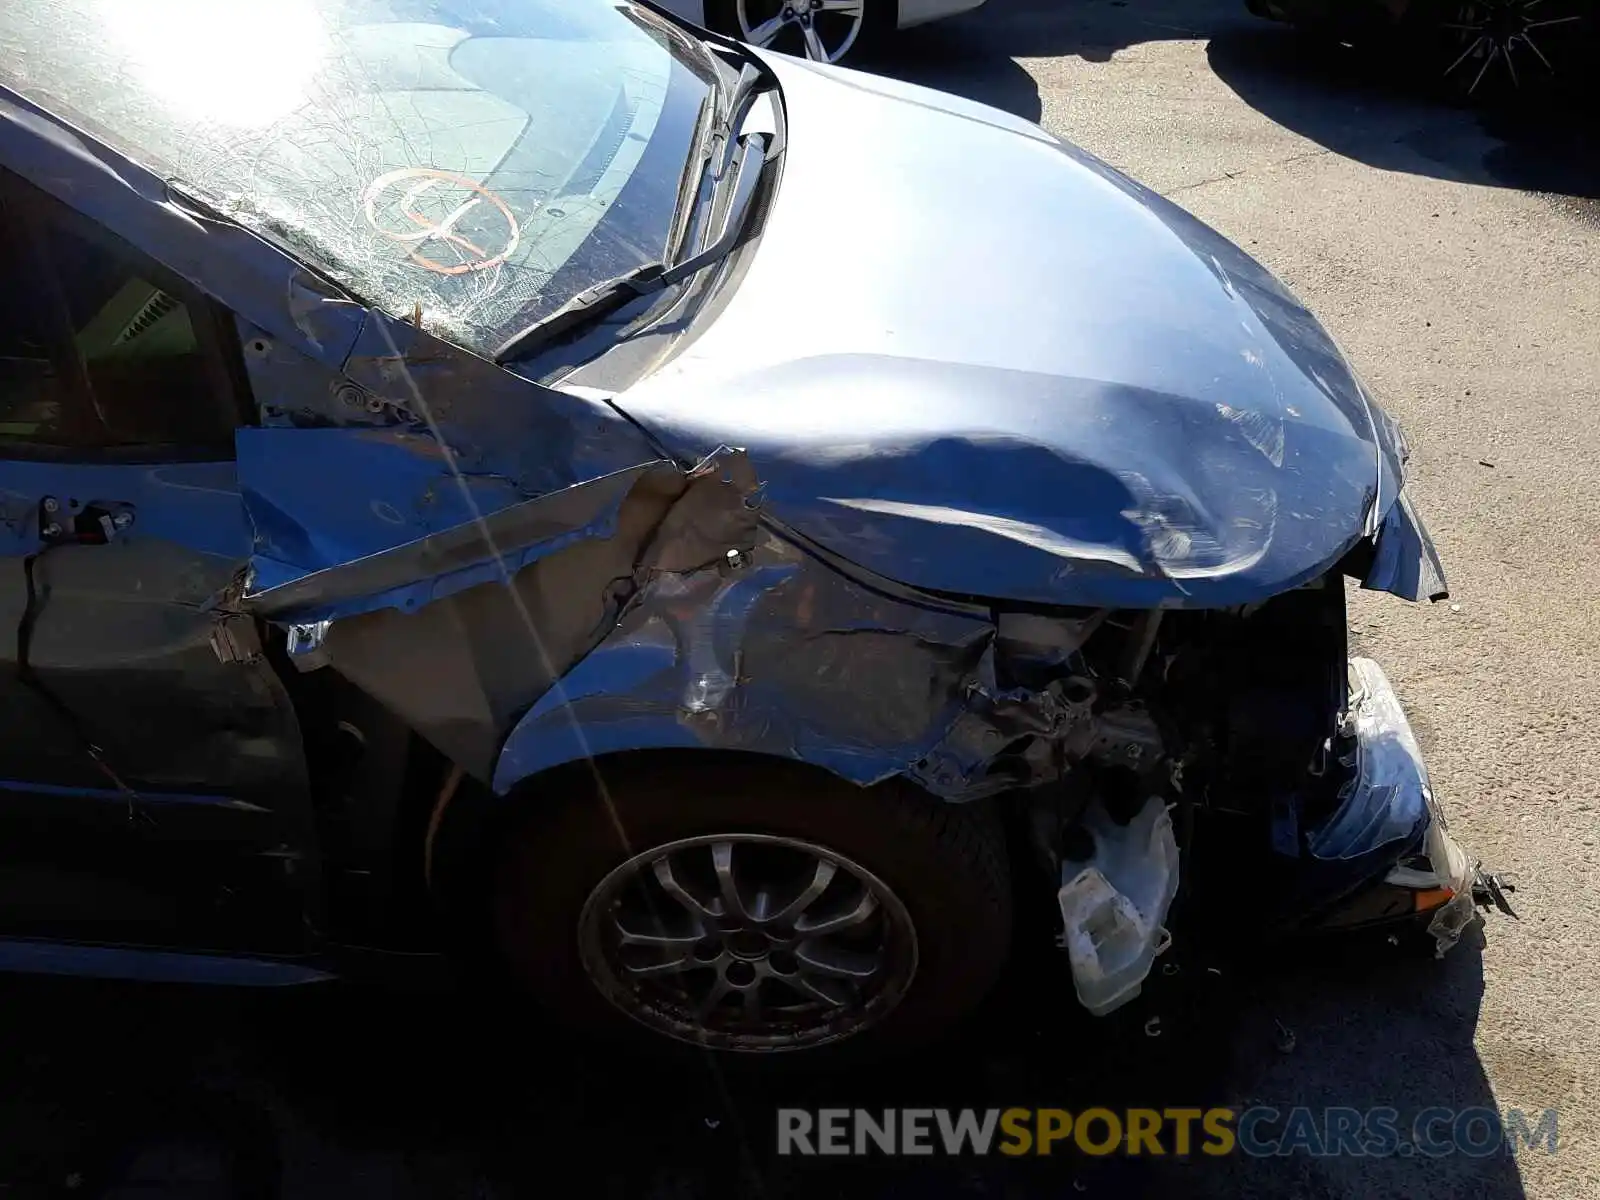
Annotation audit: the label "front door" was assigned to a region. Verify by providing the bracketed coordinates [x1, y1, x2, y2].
[0, 172, 315, 954]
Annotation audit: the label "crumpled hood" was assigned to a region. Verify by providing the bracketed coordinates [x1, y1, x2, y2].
[605, 53, 1404, 608]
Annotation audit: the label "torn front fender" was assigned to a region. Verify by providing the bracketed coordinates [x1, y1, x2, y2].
[490, 526, 1118, 801]
[242, 448, 763, 782]
[491, 528, 995, 794]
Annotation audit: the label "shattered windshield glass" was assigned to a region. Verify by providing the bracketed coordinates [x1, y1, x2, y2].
[0, 0, 715, 353]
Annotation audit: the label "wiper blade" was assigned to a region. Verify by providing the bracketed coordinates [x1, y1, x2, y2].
[494, 131, 770, 365]
[492, 262, 667, 363]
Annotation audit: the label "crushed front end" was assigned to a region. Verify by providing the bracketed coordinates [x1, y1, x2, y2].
[497, 483, 1497, 1020]
[967, 567, 1493, 1015]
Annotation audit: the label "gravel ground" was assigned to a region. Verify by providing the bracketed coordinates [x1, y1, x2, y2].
[3, 3, 1596, 1198]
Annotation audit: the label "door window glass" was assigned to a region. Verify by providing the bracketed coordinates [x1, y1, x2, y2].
[0, 184, 236, 452]
[0, 231, 76, 443]
[47, 220, 221, 447]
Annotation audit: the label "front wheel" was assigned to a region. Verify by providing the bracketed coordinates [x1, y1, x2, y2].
[706, 0, 896, 64]
[493, 759, 1011, 1059]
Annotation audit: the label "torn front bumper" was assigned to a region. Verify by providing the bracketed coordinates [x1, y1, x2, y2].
[1309, 658, 1478, 954]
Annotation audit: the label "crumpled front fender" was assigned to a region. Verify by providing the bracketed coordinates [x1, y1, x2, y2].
[491, 528, 1099, 800]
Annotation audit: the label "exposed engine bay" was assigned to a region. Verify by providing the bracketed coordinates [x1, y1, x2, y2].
[992, 577, 1483, 1014]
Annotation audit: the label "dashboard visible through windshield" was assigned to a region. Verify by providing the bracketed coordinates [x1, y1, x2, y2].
[0, 0, 719, 353]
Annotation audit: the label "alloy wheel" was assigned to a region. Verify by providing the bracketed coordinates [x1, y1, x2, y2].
[736, 0, 868, 63]
[1439, 0, 1585, 95]
[576, 833, 918, 1052]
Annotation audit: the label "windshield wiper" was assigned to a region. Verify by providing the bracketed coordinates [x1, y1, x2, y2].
[493, 130, 771, 365]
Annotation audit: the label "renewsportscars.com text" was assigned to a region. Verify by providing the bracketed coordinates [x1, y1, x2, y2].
[776, 1106, 1561, 1159]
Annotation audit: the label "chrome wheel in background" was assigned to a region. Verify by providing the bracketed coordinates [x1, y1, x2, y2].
[577, 833, 918, 1052]
[734, 0, 869, 62]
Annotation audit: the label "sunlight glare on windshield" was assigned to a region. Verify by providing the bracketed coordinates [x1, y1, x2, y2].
[97, 0, 330, 128]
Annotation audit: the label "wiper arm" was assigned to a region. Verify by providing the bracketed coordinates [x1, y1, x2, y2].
[719, 62, 767, 144]
[494, 131, 771, 365]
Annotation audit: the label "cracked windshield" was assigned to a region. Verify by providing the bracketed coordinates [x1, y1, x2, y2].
[0, 0, 714, 350]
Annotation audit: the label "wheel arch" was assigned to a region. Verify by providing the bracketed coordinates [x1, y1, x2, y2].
[425, 743, 923, 941]
[506, 744, 890, 805]
[491, 673, 917, 799]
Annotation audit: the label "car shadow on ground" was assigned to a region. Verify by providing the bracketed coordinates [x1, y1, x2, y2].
[1205, 26, 1600, 204]
[865, 0, 1259, 123]
[0, 923, 1525, 1199]
[868, 0, 1599, 208]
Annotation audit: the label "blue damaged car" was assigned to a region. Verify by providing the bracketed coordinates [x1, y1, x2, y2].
[0, 0, 1500, 1056]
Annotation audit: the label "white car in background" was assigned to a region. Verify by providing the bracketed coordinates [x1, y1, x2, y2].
[653, 0, 985, 63]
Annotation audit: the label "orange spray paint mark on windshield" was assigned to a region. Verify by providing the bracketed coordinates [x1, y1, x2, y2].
[362, 168, 520, 276]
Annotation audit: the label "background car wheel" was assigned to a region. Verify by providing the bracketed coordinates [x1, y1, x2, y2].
[1408, 0, 1595, 104]
[706, 0, 896, 64]
[493, 757, 1010, 1060]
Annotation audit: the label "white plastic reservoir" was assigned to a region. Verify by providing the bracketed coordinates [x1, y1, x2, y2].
[1056, 793, 1180, 1016]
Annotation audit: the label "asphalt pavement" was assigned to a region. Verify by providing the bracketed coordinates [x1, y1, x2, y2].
[3, 2, 1597, 1198]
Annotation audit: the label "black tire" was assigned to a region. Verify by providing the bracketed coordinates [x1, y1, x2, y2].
[705, 0, 897, 64]
[493, 756, 1011, 1062]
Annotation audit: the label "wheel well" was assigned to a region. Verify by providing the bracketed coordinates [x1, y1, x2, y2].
[425, 747, 1038, 959]
[264, 622, 459, 950]
[432, 750, 876, 890]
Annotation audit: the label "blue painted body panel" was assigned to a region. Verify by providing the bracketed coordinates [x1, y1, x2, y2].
[241, 460, 664, 623]
[0, 779, 270, 813]
[0, 459, 251, 562]
[235, 428, 531, 593]
[0, 939, 334, 986]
